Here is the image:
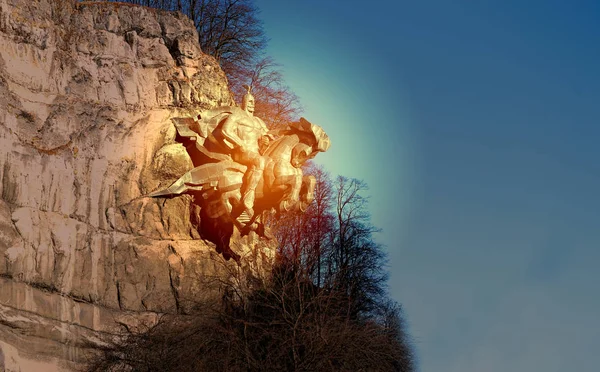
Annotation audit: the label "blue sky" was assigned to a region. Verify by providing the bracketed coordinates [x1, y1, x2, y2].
[255, 0, 600, 370]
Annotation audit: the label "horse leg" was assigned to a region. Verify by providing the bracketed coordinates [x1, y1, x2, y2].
[299, 175, 317, 212]
[277, 168, 303, 213]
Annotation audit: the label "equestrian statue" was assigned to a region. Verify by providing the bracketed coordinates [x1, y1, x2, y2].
[149, 89, 331, 261]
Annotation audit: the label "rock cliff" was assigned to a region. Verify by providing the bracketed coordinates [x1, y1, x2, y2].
[0, 1, 273, 370]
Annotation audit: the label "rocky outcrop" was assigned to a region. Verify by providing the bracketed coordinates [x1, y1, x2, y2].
[0, 1, 273, 370]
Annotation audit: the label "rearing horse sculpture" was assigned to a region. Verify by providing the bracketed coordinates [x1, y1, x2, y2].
[150, 110, 330, 262]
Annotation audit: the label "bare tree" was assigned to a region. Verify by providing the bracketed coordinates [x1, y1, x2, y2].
[271, 171, 390, 320]
[229, 56, 303, 129]
[193, 0, 266, 67]
[269, 164, 334, 280]
[190, 0, 302, 126]
[303, 164, 334, 285]
[326, 176, 388, 318]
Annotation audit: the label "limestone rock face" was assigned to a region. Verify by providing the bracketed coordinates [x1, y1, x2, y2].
[0, 1, 273, 370]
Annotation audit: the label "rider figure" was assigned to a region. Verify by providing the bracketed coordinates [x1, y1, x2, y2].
[220, 88, 271, 218]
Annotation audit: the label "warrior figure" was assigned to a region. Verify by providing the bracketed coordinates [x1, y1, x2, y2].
[218, 88, 272, 218]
